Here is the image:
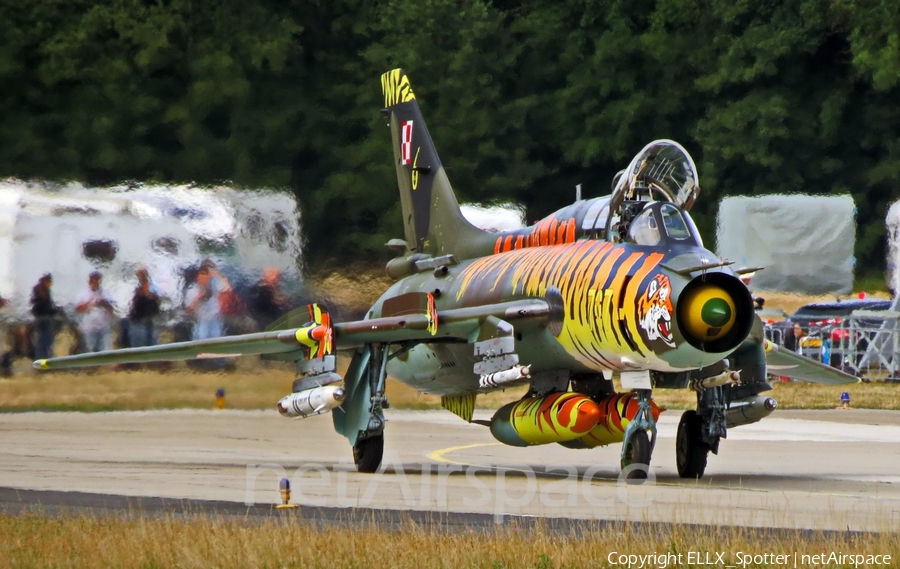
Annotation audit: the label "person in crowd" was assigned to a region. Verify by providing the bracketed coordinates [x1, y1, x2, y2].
[185, 259, 231, 340]
[128, 267, 161, 348]
[0, 292, 10, 376]
[783, 322, 805, 354]
[75, 271, 115, 353]
[248, 267, 288, 330]
[30, 273, 60, 360]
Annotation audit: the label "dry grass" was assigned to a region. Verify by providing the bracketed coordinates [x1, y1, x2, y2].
[0, 353, 528, 412]
[1, 511, 897, 569]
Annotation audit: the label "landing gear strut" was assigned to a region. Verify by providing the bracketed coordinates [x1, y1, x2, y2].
[619, 389, 657, 480]
[333, 343, 390, 473]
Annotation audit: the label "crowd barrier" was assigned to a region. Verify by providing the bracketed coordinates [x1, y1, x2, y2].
[764, 311, 900, 380]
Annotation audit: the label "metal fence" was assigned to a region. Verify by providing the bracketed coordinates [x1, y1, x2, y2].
[763, 311, 900, 380]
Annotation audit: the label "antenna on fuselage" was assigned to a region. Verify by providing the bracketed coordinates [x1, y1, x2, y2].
[575, 184, 582, 202]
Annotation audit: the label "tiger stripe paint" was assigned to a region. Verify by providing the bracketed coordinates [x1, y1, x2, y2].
[493, 217, 579, 254]
[489, 392, 601, 447]
[381, 69, 416, 107]
[562, 393, 662, 448]
[293, 304, 333, 360]
[455, 241, 670, 371]
[426, 292, 439, 336]
[441, 393, 476, 422]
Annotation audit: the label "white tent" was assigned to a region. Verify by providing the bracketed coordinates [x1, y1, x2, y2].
[0, 181, 302, 320]
[717, 195, 855, 294]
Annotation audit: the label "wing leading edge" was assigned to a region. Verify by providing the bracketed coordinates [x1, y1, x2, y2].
[764, 340, 858, 385]
[33, 299, 552, 371]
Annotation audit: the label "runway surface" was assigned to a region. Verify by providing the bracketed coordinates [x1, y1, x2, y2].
[2, 408, 899, 531]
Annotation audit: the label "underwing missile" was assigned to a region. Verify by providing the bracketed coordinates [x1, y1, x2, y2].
[478, 365, 531, 390]
[689, 370, 741, 392]
[277, 385, 345, 418]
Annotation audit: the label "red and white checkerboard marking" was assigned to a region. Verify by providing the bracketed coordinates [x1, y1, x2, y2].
[401, 120, 413, 165]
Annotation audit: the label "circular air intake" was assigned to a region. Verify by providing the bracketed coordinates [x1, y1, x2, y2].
[677, 272, 754, 353]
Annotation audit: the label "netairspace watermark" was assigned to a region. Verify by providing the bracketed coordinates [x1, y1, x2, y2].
[245, 451, 656, 523]
[607, 551, 893, 568]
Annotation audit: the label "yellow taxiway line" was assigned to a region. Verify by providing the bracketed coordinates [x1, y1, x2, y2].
[427, 443, 501, 465]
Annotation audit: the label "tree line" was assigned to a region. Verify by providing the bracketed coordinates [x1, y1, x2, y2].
[1, 0, 898, 278]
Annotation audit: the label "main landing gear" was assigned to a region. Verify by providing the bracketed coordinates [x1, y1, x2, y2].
[677, 384, 726, 479]
[353, 434, 385, 474]
[333, 343, 389, 473]
[676, 410, 709, 478]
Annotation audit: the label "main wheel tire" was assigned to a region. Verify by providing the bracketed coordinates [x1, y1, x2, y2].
[353, 434, 384, 473]
[621, 429, 651, 480]
[676, 410, 709, 479]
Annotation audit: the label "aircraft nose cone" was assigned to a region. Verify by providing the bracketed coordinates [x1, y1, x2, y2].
[679, 284, 737, 342]
[701, 297, 733, 327]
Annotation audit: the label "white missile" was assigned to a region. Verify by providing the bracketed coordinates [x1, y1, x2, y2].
[690, 370, 741, 391]
[277, 385, 345, 418]
[478, 365, 531, 390]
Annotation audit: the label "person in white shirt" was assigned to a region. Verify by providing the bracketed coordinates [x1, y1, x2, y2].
[185, 260, 231, 340]
[75, 271, 115, 352]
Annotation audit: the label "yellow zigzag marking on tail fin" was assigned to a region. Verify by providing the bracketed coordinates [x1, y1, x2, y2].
[381, 69, 416, 107]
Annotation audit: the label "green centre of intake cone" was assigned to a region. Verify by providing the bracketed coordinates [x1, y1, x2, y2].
[701, 298, 732, 327]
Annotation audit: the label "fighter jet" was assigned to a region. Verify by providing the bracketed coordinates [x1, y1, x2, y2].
[34, 69, 856, 480]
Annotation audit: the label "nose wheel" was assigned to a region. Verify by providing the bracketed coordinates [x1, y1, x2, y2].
[621, 429, 651, 480]
[676, 410, 709, 478]
[619, 389, 657, 480]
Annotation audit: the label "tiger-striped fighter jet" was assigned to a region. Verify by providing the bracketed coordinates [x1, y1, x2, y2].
[34, 69, 855, 479]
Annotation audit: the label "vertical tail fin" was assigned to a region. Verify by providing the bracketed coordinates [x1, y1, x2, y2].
[381, 69, 491, 259]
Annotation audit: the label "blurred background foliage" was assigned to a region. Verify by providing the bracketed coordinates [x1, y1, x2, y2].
[1, 0, 898, 278]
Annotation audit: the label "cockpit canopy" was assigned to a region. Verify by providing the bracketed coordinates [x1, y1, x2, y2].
[625, 201, 702, 247]
[612, 139, 700, 209]
[606, 140, 702, 245]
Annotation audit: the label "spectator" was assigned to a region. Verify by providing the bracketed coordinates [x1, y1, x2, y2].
[75, 271, 115, 352]
[30, 273, 60, 360]
[783, 322, 805, 354]
[128, 267, 161, 347]
[0, 293, 10, 376]
[248, 268, 287, 330]
[185, 260, 231, 340]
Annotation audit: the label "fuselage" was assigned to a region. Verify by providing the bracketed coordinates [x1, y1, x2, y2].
[375, 226, 752, 396]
